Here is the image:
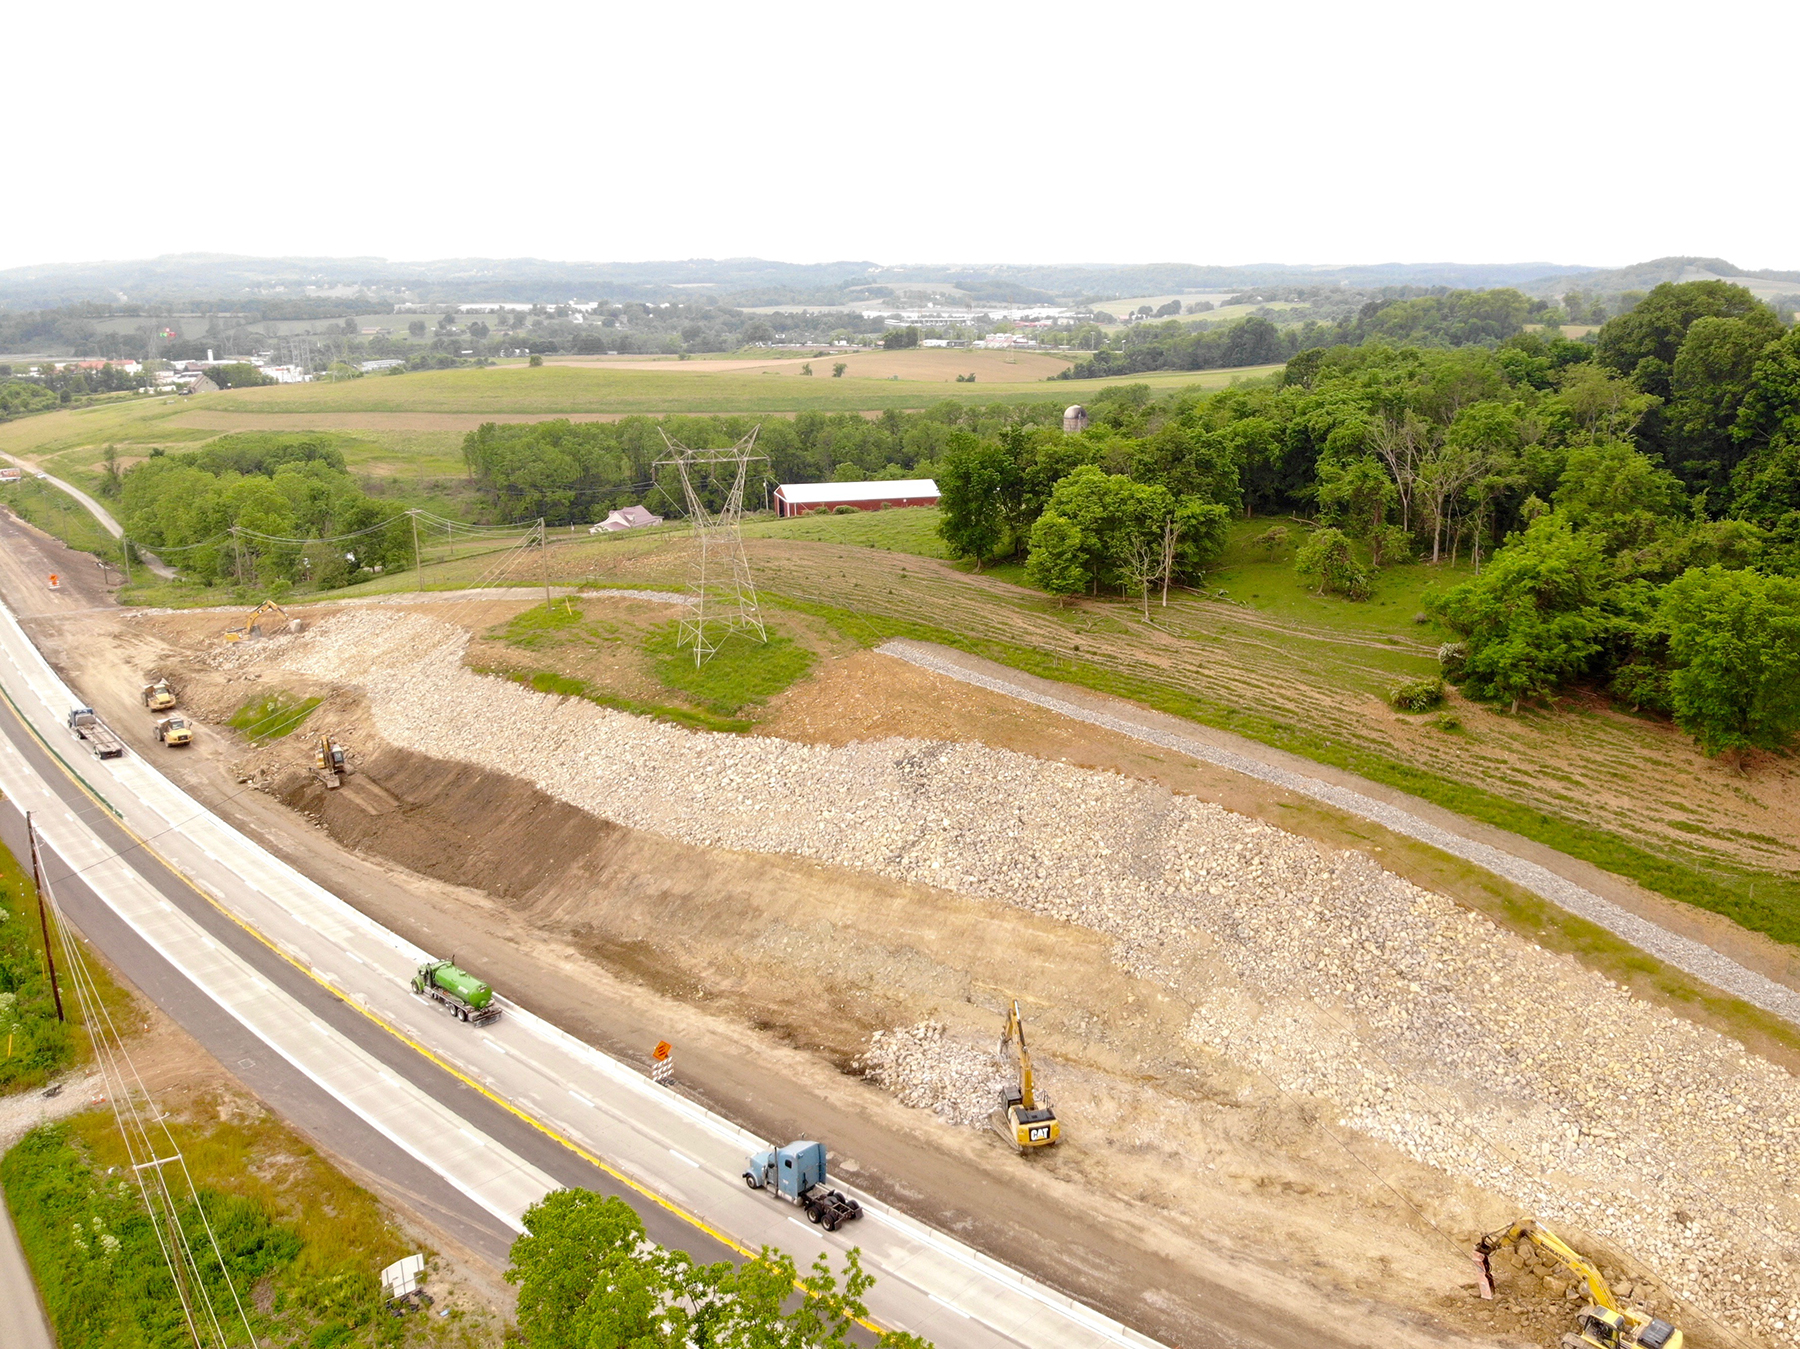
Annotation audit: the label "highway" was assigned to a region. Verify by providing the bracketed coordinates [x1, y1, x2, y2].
[0, 589, 1164, 1349]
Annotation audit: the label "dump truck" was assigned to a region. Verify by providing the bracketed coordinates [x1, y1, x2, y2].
[742, 1140, 863, 1231]
[409, 959, 500, 1024]
[142, 678, 177, 711]
[68, 707, 124, 759]
[154, 715, 193, 747]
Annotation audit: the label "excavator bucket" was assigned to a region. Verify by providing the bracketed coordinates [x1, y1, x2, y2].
[1472, 1248, 1496, 1300]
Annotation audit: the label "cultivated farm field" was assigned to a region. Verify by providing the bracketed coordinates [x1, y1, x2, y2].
[0, 358, 1283, 500]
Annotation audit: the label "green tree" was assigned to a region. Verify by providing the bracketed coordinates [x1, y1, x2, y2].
[935, 433, 1017, 568]
[1667, 314, 1782, 496]
[1024, 512, 1088, 600]
[1430, 515, 1611, 709]
[1294, 527, 1371, 600]
[1595, 280, 1774, 400]
[506, 1189, 928, 1349]
[1553, 441, 1686, 553]
[1316, 455, 1401, 561]
[1656, 566, 1800, 757]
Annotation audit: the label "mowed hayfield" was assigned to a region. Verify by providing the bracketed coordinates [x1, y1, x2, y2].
[0, 358, 1283, 493]
[540, 347, 1080, 381]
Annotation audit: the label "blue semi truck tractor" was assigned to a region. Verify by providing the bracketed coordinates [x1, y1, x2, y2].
[742, 1140, 863, 1231]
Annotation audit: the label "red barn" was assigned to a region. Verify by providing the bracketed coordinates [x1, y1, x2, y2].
[773, 479, 939, 518]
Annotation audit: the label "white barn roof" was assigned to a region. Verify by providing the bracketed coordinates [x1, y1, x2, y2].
[775, 479, 939, 504]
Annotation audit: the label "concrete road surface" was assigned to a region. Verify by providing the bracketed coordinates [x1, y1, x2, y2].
[0, 1180, 55, 1349]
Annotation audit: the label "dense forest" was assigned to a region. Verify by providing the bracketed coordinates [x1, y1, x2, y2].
[117, 433, 410, 586]
[935, 279, 1800, 757]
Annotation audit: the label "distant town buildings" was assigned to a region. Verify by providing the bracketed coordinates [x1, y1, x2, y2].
[772, 479, 940, 518]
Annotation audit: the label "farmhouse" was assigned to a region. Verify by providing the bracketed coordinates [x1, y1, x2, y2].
[773, 479, 939, 518]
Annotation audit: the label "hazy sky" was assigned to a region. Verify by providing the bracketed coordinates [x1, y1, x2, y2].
[8, 0, 1794, 273]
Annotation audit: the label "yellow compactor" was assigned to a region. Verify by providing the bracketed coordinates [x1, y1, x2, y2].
[1474, 1220, 1682, 1349]
[992, 999, 1059, 1152]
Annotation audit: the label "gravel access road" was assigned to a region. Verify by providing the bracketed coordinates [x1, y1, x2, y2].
[877, 638, 1800, 1032]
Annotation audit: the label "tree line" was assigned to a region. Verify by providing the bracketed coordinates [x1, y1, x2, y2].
[1059, 287, 1542, 380]
[117, 432, 411, 587]
[458, 404, 1070, 524]
[938, 279, 1800, 758]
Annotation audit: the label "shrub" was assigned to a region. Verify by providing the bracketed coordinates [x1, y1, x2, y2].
[1437, 641, 1469, 674]
[1250, 525, 1290, 556]
[1294, 527, 1371, 600]
[1433, 712, 1463, 732]
[528, 353, 543, 367]
[1389, 676, 1446, 713]
[833, 503, 859, 514]
[1610, 661, 1672, 714]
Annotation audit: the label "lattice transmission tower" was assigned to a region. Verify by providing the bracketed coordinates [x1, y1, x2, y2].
[656, 427, 767, 666]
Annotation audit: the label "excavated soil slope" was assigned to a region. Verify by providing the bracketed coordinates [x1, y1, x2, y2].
[180, 607, 1800, 1349]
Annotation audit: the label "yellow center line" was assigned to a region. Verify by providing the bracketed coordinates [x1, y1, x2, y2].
[0, 687, 888, 1334]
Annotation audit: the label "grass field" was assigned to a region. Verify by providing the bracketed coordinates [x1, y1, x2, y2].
[1, 840, 75, 1095]
[476, 597, 829, 732]
[0, 359, 1282, 526]
[3, 1108, 489, 1349]
[0, 474, 125, 567]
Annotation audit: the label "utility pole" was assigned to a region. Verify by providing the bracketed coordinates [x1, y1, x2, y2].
[120, 535, 132, 584]
[410, 509, 422, 580]
[26, 813, 64, 1022]
[539, 519, 550, 606]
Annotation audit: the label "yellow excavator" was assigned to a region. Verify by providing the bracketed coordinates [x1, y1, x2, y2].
[1474, 1220, 1682, 1349]
[223, 600, 295, 642]
[314, 735, 348, 788]
[992, 999, 1059, 1152]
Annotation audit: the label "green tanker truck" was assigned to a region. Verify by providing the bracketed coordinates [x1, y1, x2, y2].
[410, 959, 500, 1025]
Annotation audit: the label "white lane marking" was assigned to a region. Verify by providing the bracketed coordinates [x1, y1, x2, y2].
[930, 1293, 973, 1318]
[482, 1037, 508, 1055]
[668, 1149, 699, 1168]
[568, 1090, 594, 1107]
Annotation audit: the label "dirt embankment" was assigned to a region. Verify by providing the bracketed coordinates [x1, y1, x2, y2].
[95, 599, 1800, 1349]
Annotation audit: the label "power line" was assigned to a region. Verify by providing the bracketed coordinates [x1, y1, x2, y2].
[31, 813, 260, 1349]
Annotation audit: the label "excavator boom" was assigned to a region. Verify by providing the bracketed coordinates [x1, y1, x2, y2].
[1474, 1219, 1683, 1349]
[993, 999, 1059, 1150]
[1475, 1220, 1613, 1310]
